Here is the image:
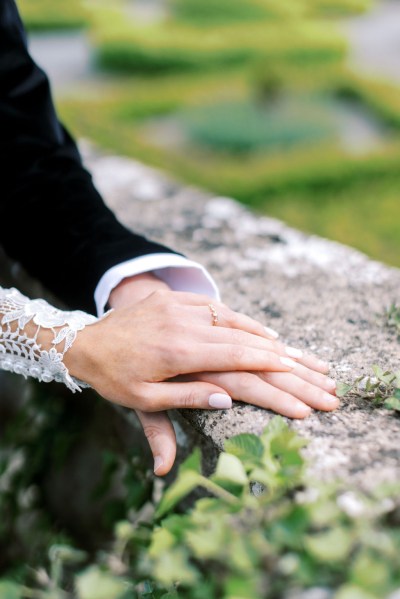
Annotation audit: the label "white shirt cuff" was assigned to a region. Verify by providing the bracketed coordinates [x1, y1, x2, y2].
[94, 253, 220, 316]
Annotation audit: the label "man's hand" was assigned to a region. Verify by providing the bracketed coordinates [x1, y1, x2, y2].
[68, 273, 337, 477]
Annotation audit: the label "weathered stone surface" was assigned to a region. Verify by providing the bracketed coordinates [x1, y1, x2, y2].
[83, 142, 400, 490]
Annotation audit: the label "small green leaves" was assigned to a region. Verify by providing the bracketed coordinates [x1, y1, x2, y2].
[76, 567, 130, 599]
[338, 365, 400, 413]
[0, 581, 22, 599]
[383, 396, 400, 412]
[224, 433, 264, 468]
[305, 527, 353, 563]
[336, 382, 354, 397]
[212, 453, 248, 487]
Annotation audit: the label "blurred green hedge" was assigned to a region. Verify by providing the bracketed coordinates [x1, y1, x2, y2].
[17, 0, 88, 30]
[93, 12, 346, 74]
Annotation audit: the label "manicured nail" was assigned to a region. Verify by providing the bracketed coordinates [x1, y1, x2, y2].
[264, 326, 279, 339]
[298, 404, 312, 417]
[154, 456, 164, 474]
[209, 393, 232, 409]
[324, 393, 339, 404]
[326, 378, 337, 390]
[280, 357, 297, 368]
[318, 359, 330, 370]
[285, 346, 303, 359]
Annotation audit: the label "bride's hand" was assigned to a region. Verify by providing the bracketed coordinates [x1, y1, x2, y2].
[66, 274, 337, 476]
[66, 288, 297, 409]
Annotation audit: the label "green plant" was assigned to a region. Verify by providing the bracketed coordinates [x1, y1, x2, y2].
[337, 365, 400, 413]
[3, 416, 400, 598]
[385, 304, 400, 337]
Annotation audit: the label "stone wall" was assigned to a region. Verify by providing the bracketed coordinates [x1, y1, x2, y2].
[83, 143, 400, 490]
[2, 143, 400, 495]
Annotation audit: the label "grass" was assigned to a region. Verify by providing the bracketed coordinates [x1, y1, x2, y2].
[17, 0, 88, 30]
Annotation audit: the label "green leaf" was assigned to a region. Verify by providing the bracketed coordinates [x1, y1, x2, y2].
[384, 396, 400, 412]
[0, 581, 22, 599]
[149, 527, 175, 557]
[180, 447, 202, 474]
[156, 470, 202, 519]
[350, 551, 390, 593]
[155, 448, 203, 518]
[224, 433, 264, 467]
[334, 584, 377, 599]
[76, 567, 129, 599]
[336, 382, 354, 397]
[49, 544, 87, 564]
[152, 546, 198, 586]
[372, 365, 396, 386]
[212, 453, 248, 487]
[305, 527, 353, 563]
[224, 573, 260, 599]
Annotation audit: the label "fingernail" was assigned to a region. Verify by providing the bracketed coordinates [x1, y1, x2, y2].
[326, 378, 337, 390]
[209, 393, 232, 409]
[264, 326, 279, 339]
[318, 359, 330, 370]
[324, 392, 339, 404]
[280, 357, 297, 368]
[154, 456, 164, 474]
[285, 346, 303, 359]
[298, 404, 312, 417]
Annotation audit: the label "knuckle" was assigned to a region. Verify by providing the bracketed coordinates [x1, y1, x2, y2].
[237, 372, 255, 393]
[143, 424, 164, 441]
[297, 379, 310, 397]
[180, 390, 198, 409]
[229, 329, 243, 345]
[229, 344, 246, 365]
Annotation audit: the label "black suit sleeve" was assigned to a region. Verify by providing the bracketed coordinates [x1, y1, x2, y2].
[0, 0, 179, 314]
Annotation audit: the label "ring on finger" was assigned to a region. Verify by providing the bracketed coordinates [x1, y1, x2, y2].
[208, 303, 219, 326]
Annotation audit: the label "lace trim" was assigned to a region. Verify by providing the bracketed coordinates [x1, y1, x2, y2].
[0, 287, 100, 392]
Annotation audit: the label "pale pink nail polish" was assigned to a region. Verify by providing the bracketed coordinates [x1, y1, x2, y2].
[298, 404, 312, 417]
[209, 393, 232, 409]
[285, 346, 303, 359]
[264, 326, 279, 339]
[324, 393, 339, 404]
[326, 378, 337, 390]
[280, 357, 297, 368]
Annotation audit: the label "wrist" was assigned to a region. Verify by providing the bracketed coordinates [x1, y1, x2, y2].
[108, 272, 170, 309]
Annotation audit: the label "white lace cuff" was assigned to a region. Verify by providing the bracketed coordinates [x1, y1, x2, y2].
[0, 287, 99, 393]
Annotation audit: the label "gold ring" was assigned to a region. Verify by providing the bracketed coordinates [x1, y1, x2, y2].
[208, 303, 219, 326]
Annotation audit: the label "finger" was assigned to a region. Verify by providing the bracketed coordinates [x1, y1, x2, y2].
[193, 371, 312, 419]
[189, 326, 331, 378]
[173, 343, 296, 375]
[139, 381, 233, 412]
[271, 362, 337, 395]
[260, 372, 339, 411]
[135, 409, 177, 476]
[296, 352, 330, 374]
[172, 292, 280, 340]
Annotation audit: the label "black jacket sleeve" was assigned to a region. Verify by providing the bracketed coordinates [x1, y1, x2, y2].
[0, 0, 178, 314]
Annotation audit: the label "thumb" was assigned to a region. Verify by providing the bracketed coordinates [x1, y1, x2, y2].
[135, 409, 177, 476]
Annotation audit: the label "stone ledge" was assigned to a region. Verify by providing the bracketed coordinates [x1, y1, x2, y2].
[82, 143, 400, 490]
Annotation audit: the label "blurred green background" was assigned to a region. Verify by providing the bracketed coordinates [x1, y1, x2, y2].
[19, 0, 400, 267]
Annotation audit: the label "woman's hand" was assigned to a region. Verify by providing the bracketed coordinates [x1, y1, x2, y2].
[67, 288, 296, 410]
[66, 273, 338, 476]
